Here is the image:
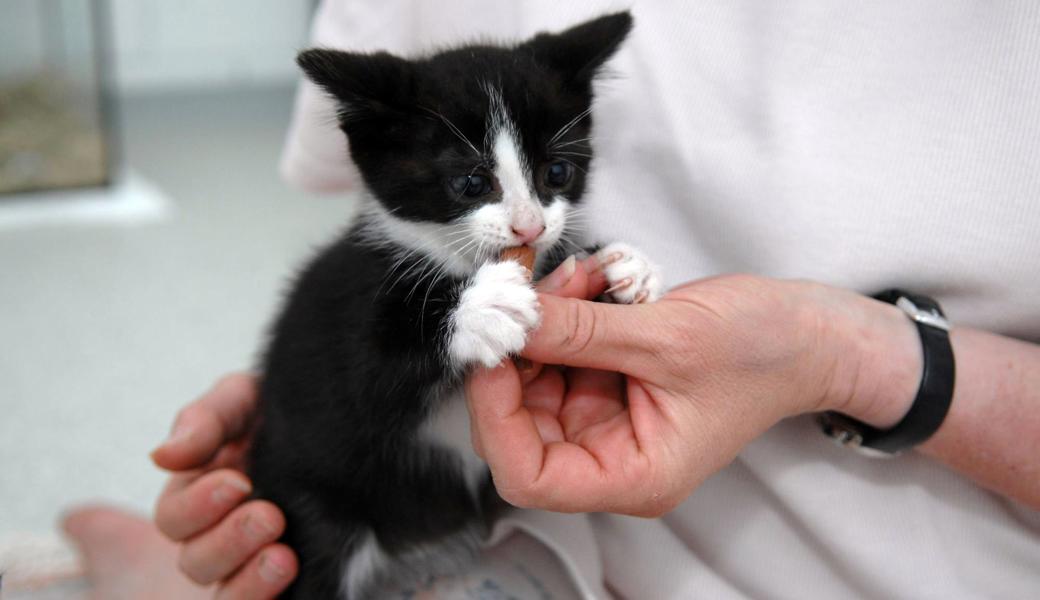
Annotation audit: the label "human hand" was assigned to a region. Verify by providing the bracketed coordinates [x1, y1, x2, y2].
[151, 374, 298, 599]
[467, 273, 921, 516]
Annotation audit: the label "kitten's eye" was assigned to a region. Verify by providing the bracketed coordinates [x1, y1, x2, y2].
[449, 174, 493, 198]
[544, 161, 573, 188]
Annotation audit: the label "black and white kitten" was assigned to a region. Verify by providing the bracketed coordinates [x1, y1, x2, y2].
[249, 11, 662, 599]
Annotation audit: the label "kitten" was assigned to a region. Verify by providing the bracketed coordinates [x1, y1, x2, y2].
[248, 11, 662, 599]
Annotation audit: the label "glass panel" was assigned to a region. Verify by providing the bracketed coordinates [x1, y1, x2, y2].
[0, 0, 112, 195]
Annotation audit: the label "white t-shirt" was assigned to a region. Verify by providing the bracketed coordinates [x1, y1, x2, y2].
[281, 2, 1040, 597]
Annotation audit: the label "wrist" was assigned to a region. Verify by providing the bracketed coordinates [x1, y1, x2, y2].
[814, 287, 923, 428]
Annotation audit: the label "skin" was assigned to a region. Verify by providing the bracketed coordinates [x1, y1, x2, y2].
[149, 374, 298, 598]
[470, 272, 1040, 515]
[136, 258, 1038, 593]
[60, 374, 298, 600]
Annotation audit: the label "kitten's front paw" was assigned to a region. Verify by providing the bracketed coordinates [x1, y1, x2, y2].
[449, 261, 540, 368]
[598, 242, 664, 304]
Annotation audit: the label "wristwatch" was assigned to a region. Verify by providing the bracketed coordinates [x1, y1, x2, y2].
[819, 289, 956, 457]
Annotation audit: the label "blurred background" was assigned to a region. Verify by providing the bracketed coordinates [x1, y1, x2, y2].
[0, 0, 357, 591]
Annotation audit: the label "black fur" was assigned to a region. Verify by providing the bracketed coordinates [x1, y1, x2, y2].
[249, 12, 632, 598]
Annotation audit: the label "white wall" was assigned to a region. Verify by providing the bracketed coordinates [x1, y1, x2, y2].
[108, 0, 313, 93]
[1, 1, 313, 92]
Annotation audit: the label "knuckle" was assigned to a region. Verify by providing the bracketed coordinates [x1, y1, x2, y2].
[497, 487, 533, 509]
[213, 372, 253, 398]
[561, 300, 598, 357]
[178, 545, 214, 585]
[171, 405, 195, 431]
[246, 500, 286, 538]
[153, 506, 176, 539]
[154, 491, 190, 540]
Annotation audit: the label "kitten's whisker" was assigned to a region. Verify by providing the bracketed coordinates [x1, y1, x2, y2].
[378, 246, 425, 296]
[450, 238, 480, 262]
[405, 260, 440, 303]
[551, 137, 595, 150]
[444, 232, 473, 244]
[557, 235, 587, 256]
[555, 157, 588, 175]
[454, 236, 480, 252]
[548, 107, 593, 147]
[419, 105, 482, 157]
[419, 261, 453, 332]
[382, 251, 430, 296]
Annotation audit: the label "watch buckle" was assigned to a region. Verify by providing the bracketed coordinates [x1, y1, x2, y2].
[818, 414, 899, 459]
[895, 296, 950, 331]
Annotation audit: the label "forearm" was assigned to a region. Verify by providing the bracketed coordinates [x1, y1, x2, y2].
[826, 290, 1040, 509]
[917, 327, 1040, 508]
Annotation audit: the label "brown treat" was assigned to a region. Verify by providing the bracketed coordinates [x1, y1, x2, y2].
[500, 245, 536, 274]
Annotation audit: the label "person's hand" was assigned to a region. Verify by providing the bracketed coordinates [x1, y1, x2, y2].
[467, 273, 921, 516]
[151, 374, 299, 599]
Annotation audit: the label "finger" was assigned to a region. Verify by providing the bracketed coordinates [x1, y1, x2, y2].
[536, 256, 608, 300]
[465, 362, 545, 493]
[582, 254, 608, 293]
[529, 409, 566, 444]
[522, 366, 566, 416]
[560, 368, 626, 440]
[523, 295, 657, 375]
[515, 358, 544, 384]
[155, 468, 252, 541]
[178, 500, 285, 586]
[467, 364, 643, 513]
[523, 367, 567, 444]
[215, 544, 298, 600]
[535, 255, 578, 292]
[151, 373, 259, 471]
[157, 436, 251, 500]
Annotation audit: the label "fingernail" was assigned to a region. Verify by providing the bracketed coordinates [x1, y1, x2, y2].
[212, 476, 252, 504]
[242, 513, 276, 541]
[151, 424, 192, 457]
[539, 255, 577, 291]
[598, 251, 624, 267]
[259, 553, 289, 582]
[584, 253, 602, 274]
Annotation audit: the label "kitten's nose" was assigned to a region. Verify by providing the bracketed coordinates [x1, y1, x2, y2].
[511, 224, 545, 244]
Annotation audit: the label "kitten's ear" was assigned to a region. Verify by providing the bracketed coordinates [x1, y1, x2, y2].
[521, 11, 633, 85]
[297, 49, 414, 116]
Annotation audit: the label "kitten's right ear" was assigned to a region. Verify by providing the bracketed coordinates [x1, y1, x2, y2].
[521, 12, 633, 87]
[297, 49, 414, 116]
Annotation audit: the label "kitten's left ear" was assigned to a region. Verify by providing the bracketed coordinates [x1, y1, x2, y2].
[520, 11, 633, 86]
[297, 48, 414, 118]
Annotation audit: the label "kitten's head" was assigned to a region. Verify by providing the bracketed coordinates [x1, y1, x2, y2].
[298, 12, 632, 273]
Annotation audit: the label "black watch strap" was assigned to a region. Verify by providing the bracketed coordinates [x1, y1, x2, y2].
[819, 289, 956, 456]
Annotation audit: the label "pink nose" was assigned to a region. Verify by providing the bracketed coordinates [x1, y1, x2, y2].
[511, 224, 545, 244]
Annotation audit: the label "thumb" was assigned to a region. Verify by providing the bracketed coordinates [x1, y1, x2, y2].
[523, 294, 657, 375]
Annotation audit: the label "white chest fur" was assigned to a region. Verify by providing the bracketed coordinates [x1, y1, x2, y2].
[418, 387, 488, 496]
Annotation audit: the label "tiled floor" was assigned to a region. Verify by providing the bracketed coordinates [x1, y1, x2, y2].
[0, 86, 357, 537]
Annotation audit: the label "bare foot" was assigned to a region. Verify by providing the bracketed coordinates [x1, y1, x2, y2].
[62, 504, 212, 600]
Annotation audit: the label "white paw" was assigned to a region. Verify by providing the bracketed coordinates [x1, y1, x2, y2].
[449, 261, 540, 368]
[597, 242, 664, 304]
